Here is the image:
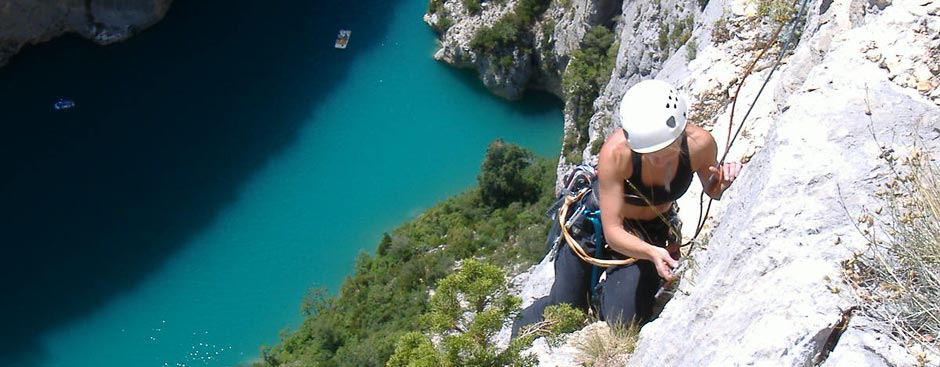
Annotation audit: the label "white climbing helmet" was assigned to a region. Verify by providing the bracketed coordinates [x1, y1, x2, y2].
[618, 79, 688, 153]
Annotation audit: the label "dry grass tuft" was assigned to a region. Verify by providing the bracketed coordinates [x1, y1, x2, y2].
[573, 322, 640, 367]
[846, 148, 940, 353]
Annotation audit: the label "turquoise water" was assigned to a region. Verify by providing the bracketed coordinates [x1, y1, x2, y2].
[0, 0, 561, 366]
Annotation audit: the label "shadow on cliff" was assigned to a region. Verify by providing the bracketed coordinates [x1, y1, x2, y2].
[0, 0, 404, 362]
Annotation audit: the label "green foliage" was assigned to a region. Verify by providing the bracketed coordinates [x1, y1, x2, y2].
[479, 138, 540, 208]
[256, 142, 557, 367]
[659, 15, 695, 53]
[517, 303, 586, 347]
[469, 0, 552, 56]
[658, 22, 670, 50]
[675, 15, 695, 47]
[387, 332, 441, 367]
[471, 16, 522, 53]
[756, 0, 795, 24]
[712, 16, 731, 44]
[390, 260, 537, 367]
[428, 0, 444, 14]
[300, 287, 329, 317]
[542, 304, 587, 346]
[686, 37, 698, 61]
[464, 0, 482, 14]
[561, 25, 617, 162]
[438, 13, 454, 32]
[500, 54, 515, 68]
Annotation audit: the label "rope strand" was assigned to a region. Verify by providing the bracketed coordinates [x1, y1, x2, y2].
[685, 0, 812, 249]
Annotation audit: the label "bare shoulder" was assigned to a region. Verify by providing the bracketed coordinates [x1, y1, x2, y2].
[684, 125, 718, 168]
[598, 130, 632, 180]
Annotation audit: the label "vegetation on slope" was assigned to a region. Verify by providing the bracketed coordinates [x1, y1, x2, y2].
[387, 259, 587, 367]
[254, 139, 557, 367]
[561, 25, 618, 162]
[469, 0, 552, 68]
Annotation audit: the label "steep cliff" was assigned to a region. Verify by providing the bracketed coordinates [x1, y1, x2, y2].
[431, 0, 940, 364]
[0, 0, 172, 67]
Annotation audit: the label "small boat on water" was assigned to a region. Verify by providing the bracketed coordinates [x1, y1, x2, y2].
[54, 98, 75, 110]
[334, 29, 351, 49]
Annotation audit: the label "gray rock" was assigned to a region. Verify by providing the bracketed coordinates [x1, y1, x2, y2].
[0, 0, 171, 67]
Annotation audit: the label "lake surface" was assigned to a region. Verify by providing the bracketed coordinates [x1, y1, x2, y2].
[0, 0, 562, 366]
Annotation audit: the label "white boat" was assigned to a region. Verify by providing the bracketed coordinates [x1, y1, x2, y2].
[334, 29, 351, 49]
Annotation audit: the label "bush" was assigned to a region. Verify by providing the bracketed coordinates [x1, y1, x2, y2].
[438, 13, 454, 32]
[428, 0, 444, 14]
[469, 0, 552, 55]
[470, 16, 522, 53]
[712, 16, 731, 44]
[686, 37, 698, 60]
[464, 0, 482, 14]
[756, 0, 794, 25]
[516, 303, 587, 347]
[479, 138, 538, 208]
[389, 260, 537, 367]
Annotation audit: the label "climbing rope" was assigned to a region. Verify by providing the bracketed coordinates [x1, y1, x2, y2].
[685, 0, 813, 250]
[559, 188, 637, 267]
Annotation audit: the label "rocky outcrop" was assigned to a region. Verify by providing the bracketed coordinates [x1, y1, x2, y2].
[474, 0, 940, 363]
[0, 0, 172, 67]
[424, 0, 627, 100]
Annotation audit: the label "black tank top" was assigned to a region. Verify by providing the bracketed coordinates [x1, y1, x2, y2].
[624, 134, 694, 206]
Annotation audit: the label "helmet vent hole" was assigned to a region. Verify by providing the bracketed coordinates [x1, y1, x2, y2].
[666, 116, 676, 128]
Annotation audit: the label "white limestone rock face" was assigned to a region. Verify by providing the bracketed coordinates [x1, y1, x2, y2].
[510, 0, 940, 364]
[626, 0, 940, 365]
[0, 0, 171, 66]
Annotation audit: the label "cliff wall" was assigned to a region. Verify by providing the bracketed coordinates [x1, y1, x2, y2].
[628, 0, 940, 364]
[430, 0, 940, 364]
[0, 0, 172, 67]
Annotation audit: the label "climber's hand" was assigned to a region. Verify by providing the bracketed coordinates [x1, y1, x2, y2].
[650, 246, 678, 281]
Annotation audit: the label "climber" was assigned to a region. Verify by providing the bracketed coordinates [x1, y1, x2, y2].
[513, 79, 742, 336]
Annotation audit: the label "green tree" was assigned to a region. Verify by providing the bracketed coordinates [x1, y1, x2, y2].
[389, 259, 536, 367]
[463, 0, 482, 14]
[478, 138, 536, 208]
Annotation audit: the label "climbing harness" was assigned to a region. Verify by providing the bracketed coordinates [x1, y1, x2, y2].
[553, 170, 682, 267]
[557, 188, 637, 267]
